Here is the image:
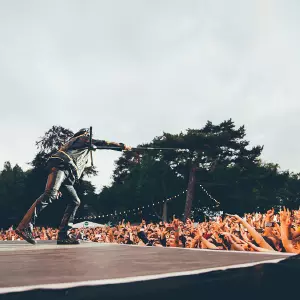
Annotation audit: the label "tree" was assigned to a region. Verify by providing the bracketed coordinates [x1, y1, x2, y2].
[0, 162, 26, 227]
[2, 120, 300, 228]
[103, 119, 300, 219]
[32, 126, 97, 177]
[97, 152, 186, 223]
[23, 126, 99, 226]
[132, 119, 263, 216]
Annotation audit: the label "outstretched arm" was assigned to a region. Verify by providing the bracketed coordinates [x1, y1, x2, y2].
[92, 138, 131, 151]
[280, 208, 300, 254]
[233, 215, 275, 251]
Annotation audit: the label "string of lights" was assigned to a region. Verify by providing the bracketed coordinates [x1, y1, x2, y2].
[75, 189, 188, 221]
[75, 182, 220, 221]
[198, 183, 220, 207]
[191, 184, 221, 219]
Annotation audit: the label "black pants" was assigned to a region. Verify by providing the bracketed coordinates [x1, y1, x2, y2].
[18, 167, 81, 238]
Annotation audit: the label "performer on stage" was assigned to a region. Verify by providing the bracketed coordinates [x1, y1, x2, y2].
[16, 128, 131, 245]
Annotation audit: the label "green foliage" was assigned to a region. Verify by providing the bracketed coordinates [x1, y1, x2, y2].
[36, 126, 74, 154]
[0, 162, 26, 226]
[1, 120, 300, 228]
[100, 119, 300, 220]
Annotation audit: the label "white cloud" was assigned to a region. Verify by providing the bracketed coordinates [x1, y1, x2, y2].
[0, 0, 300, 191]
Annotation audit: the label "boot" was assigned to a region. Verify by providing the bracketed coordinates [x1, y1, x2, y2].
[16, 224, 36, 245]
[57, 234, 80, 245]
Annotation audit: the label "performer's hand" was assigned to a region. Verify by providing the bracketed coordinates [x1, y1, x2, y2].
[124, 145, 132, 151]
[56, 191, 62, 199]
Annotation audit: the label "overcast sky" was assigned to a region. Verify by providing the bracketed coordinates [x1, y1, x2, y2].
[0, 0, 299, 192]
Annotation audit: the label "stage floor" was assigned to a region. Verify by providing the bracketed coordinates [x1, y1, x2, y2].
[0, 240, 293, 295]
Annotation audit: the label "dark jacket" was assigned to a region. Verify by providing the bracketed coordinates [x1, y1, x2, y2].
[47, 134, 123, 182]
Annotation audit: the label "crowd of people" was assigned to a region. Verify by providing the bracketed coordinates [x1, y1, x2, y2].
[1, 207, 300, 254]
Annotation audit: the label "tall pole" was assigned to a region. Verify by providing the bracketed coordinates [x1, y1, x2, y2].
[162, 201, 168, 222]
[89, 126, 93, 166]
[184, 165, 197, 220]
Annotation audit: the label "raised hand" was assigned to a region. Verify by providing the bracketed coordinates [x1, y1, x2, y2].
[172, 218, 179, 229]
[196, 224, 203, 237]
[229, 214, 242, 223]
[280, 207, 290, 224]
[265, 208, 274, 221]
